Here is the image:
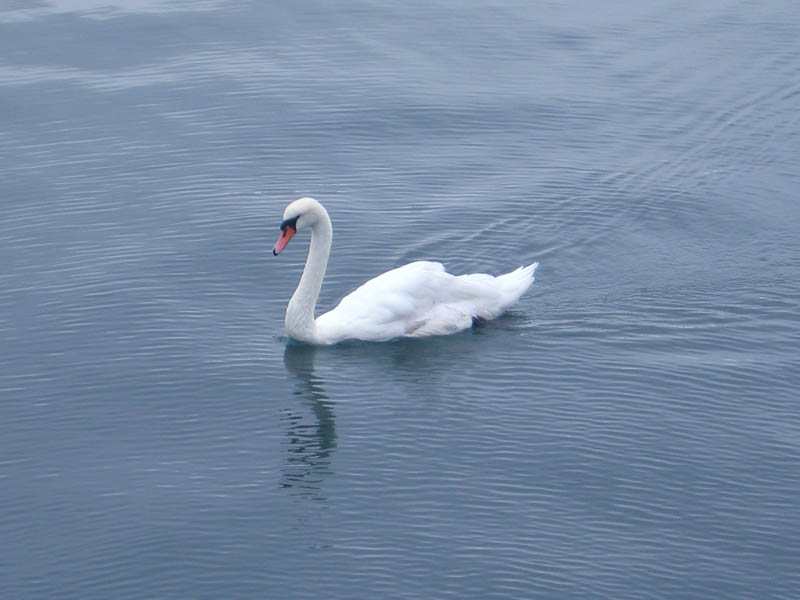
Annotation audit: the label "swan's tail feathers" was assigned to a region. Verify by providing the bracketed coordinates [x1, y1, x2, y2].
[497, 262, 538, 307]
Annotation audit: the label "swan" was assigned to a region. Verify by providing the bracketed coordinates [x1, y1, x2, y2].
[272, 197, 538, 345]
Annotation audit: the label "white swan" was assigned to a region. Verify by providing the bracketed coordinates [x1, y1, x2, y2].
[273, 197, 538, 345]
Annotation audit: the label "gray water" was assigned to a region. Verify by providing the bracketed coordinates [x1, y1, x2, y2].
[2, 1, 800, 598]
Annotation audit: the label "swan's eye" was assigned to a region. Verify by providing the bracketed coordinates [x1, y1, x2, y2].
[280, 214, 300, 232]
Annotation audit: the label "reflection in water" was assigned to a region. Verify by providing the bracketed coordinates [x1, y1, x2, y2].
[280, 343, 336, 499]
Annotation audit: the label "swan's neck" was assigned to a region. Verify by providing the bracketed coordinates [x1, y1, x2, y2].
[285, 215, 332, 343]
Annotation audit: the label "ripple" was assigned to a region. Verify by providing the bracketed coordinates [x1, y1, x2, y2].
[0, 0, 232, 23]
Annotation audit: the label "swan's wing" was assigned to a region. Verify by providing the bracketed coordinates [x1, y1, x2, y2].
[316, 261, 516, 343]
[314, 262, 440, 339]
[315, 260, 537, 343]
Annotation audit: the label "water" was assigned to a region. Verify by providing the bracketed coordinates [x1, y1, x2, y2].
[2, 1, 799, 598]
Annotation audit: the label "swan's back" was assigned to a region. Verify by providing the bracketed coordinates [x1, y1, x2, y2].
[314, 261, 538, 344]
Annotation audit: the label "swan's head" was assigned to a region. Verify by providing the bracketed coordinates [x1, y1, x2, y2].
[273, 197, 328, 256]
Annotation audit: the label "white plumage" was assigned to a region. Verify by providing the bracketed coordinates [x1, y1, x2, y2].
[273, 198, 538, 345]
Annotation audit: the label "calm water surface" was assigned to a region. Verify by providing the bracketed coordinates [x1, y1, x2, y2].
[2, 1, 799, 598]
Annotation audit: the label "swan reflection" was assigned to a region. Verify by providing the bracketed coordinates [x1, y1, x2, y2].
[280, 343, 336, 499]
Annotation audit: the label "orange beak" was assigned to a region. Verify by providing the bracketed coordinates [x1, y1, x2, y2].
[273, 225, 296, 255]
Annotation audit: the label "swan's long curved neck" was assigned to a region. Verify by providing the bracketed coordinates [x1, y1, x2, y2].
[285, 215, 332, 343]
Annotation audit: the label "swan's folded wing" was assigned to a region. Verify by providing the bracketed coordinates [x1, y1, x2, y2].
[314, 260, 531, 343]
[315, 261, 452, 341]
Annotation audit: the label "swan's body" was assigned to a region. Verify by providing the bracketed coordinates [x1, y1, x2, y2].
[273, 197, 538, 345]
